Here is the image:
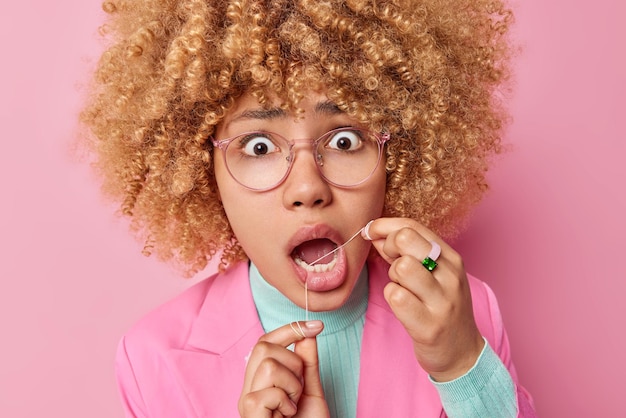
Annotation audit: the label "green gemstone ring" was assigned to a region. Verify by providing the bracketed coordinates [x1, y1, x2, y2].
[422, 240, 442, 272]
[422, 257, 438, 271]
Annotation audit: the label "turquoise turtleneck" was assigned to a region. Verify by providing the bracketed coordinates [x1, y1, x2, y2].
[249, 263, 367, 418]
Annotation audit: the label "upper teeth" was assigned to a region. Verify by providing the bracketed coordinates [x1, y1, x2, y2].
[294, 255, 337, 272]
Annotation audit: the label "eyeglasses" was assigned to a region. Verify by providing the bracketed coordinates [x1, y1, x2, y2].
[212, 127, 390, 191]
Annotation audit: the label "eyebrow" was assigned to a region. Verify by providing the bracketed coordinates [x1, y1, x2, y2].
[314, 101, 343, 115]
[238, 107, 286, 120]
[235, 100, 344, 121]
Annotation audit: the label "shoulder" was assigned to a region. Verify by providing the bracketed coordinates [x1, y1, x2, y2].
[120, 261, 250, 352]
[114, 273, 222, 410]
[122, 273, 219, 351]
[114, 263, 255, 416]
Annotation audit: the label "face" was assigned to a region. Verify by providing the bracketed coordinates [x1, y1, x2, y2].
[213, 91, 387, 311]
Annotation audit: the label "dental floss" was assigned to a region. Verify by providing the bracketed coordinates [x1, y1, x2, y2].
[304, 221, 373, 321]
[308, 226, 368, 266]
[290, 321, 306, 338]
[305, 280, 308, 321]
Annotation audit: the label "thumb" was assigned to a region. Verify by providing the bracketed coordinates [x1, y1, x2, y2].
[294, 337, 324, 397]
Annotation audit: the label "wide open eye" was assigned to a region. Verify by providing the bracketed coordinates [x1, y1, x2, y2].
[240, 133, 280, 156]
[325, 129, 363, 152]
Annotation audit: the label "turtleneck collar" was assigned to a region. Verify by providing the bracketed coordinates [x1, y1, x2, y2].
[249, 262, 369, 336]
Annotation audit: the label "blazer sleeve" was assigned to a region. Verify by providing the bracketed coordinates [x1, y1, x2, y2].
[479, 280, 537, 418]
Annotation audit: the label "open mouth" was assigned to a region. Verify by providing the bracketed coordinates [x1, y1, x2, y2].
[291, 238, 339, 273]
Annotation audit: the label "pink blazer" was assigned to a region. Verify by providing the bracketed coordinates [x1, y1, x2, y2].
[116, 258, 536, 417]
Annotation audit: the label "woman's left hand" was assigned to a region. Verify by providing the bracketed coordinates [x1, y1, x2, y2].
[362, 217, 485, 382]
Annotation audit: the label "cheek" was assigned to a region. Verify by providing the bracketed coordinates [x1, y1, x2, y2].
[367, 169, 387, 213]
[213, 157, 243, 226]
[213, 164, 274, 254]
[213, 153, 241, 210]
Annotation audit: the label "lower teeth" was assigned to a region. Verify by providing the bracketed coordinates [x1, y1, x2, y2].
[294, 255, 337, 272]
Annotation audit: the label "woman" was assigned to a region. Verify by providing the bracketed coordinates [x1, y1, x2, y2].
[81, 0, 536, 416]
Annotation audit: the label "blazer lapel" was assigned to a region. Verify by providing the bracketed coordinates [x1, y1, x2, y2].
[357, 258, 444, 417]
[168, 262, 265, 417]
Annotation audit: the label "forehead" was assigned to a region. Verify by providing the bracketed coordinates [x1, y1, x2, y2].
[220, 90, 347, 127]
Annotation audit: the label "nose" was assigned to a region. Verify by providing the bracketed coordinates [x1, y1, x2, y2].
[282, 144, 332, 209]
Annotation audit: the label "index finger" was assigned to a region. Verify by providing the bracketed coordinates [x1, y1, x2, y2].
[259, 320, 324, 348]
[361, 218, 434, 263]
[361, 218, 434, 242]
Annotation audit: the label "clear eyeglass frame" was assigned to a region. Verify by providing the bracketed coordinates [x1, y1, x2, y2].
[211, 127, 390, 192]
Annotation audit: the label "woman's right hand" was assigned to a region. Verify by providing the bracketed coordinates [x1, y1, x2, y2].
[238, 320, 329, 418]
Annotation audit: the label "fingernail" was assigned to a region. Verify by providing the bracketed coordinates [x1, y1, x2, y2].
[362, 220, 374, 241]
[305, 320, 323, 330]
[290, 399, 298, 413]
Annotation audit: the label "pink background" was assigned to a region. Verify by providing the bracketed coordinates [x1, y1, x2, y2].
[1, 1, 624, 416]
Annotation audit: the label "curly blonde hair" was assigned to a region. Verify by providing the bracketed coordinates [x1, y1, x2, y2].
[81, 0, 513, 275]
